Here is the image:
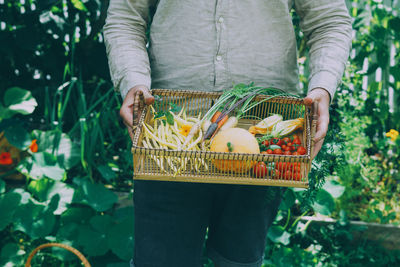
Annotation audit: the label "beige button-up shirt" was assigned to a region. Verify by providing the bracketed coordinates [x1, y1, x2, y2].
[103, 0, 352, 100]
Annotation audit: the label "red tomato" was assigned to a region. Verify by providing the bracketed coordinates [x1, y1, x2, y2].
[282, 137, 291, 144]
[253, 162, 267, 178]
[266, 149, 273, 154]
[292, 134, 299, 140]
[283, 150, 292, 155]
[292, 165, 301, 173]
[297, 146, 306, 155]
[261, 151, 269, 155]
[274, 169, 281, 179]
[281, 144, 287, 150]
[285, 170, 293, 180]
[262, 140, 269, 146]
[271, 138, 283, 146]
[275, 162, 286, 172]
[283, 145, 291, 151]
[293, 172, 302, 181]
[292, 151, 301, 155]
[273, 148, 283, 155]
[290, 162, 301, 170]
[293, 138, 302, 145]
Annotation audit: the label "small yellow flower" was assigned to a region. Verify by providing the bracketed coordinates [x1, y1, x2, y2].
[179, 124, 192, 137]
[386, 129, 399, 142]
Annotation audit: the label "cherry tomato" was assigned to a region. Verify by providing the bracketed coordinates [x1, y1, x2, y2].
[253, 162, 267, 178]
[281, 144, 287, 150]
[297, 146, 306, 155]
[271, 138, 283, 146]
[274, 169, 281, 179]
[293, 172, 302, 181]
[290, 162, 301, 170]
[292, 134, 299, 140]
[275, 162, 286, 172]
[266, 149, 273, 154]
[292, 151, 301, 155]
[287, 142, 293, 147]
[283, 150, 292, 155]
[292, 165, 301, 173]
[293, 138, 302, 145]
[285, 170, 293, 180]
[262, 140, 269, 146]
[282, 137, 291, 144]
[273, 148, 283, 155]
[283, 145, 291, 151]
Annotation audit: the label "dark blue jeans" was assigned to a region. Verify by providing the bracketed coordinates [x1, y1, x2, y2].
[131, 180, 282, 267]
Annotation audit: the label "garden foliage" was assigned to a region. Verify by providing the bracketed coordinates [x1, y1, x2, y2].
[0, 0, 400, 266]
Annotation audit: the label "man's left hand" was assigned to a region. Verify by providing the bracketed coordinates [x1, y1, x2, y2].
[304, 88, 331, 159]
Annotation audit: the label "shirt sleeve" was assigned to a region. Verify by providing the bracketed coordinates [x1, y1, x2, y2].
[103, 0, 157, 99]
[294, 0, 352, 101]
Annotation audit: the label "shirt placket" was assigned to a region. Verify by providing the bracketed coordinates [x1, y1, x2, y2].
[214, 0, 229, 89]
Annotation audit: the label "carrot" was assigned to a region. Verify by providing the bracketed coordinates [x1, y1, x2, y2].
[203, 122, 218, 140]
[210, 114, 229, 139]
[211, 111, 222, 123]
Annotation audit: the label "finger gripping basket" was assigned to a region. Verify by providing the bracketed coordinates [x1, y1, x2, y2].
[132, 89, 317, 188]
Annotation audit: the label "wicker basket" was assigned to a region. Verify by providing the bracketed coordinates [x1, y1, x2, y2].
[132, 89, 317, 188]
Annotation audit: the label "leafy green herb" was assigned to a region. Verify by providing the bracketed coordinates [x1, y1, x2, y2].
[153, 96, 182, 125]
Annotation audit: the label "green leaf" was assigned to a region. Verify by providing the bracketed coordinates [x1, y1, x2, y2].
[0, 192, 21, 231]
[4, 124, 31, 149]
[13, 200, 56, 238]
[28, 179, 74, 215]
[267, 225, 291, 245]
[33, 130, 80, 169]
[169, 103, 181, 113]
[18, 152, 65, 180]
[311, 189, 335, 216]
[279, 189, 296, 210]
[108, 216, 134, 261]
[97, 165, 116, 181]
[3, 87, 37, 116]
[70, 0, 87, 11]
[165, 111, 174, 125]
[90, 215, 113, 233]
[322, 179, 345, 199]
[78, 225, 109, 256]
[0, 243, 25, 266]
[73, 178, 118, 212]
[60, 206, 95, 225]
[10, 188, 31, 204]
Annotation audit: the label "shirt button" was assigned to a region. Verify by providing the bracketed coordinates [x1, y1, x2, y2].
[216, 55, 222, 61]
[218, 17, 224, 23]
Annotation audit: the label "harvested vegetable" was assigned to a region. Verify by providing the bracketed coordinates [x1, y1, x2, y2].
[210, 128, 260, 173]
[249, 114, 283, 135]
[220, 116, 238, 131]
[144, 102, 208, 175]
[270, 118, 304, 137]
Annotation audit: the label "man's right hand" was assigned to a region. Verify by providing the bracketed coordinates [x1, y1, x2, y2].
[120, 85, 155, 140]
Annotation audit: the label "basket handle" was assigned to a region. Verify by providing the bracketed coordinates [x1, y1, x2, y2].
[25, 243, 91, 267]
[310, 101, 318, 155]
[132, 91, 145, 134]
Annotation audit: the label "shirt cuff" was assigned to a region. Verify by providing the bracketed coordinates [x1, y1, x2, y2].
[308, 70, 339, 103]
[119, 73, 151, 100]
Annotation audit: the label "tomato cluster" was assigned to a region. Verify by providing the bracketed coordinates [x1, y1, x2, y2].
[252, 134, 306, 181]
[259, 135, 306, 156]
[253, 162, 303, 181]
